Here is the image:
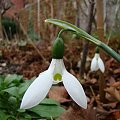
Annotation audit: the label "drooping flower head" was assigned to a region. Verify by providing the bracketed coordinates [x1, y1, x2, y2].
[90, 47, 105, 73]
[20, 36, 87, 109]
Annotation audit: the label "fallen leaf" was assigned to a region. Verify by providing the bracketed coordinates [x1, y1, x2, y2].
[48, 86, 71, 103]
[113, 68, 120, 74]
[105, 87, 120, 102]
[57, 106, 97, 120]
[111, 82, 120, 88]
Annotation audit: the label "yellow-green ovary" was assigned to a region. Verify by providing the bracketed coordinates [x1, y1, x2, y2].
[53, 73, 62, 81]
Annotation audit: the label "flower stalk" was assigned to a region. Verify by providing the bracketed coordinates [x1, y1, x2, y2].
[45, 19, 120, 62]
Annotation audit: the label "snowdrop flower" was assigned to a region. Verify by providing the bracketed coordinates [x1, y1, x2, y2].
[91, 53, 105, 73]
[20, 37, 87, 110]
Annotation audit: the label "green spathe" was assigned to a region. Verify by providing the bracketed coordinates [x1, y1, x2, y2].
[52, 37, 64, 59]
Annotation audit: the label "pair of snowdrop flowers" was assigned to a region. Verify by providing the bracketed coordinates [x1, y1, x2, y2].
[20, 37, 87, 109]
[91, 53, 105, 73]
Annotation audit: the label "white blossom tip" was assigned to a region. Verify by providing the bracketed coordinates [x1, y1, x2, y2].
[98, 57, 105, 73]
[63, 70, 87, 109]
[91, 53, 105, 73]
[20, 70, 53, 109]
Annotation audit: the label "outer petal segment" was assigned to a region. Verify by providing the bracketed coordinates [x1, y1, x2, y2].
[91, 57, 98, 71]
[98, 57, 105, 73]
[20, 70, 52, 109]
[62, 70, 87, 109]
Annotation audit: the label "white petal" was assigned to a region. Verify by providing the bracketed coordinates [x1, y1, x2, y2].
[52, 80, 62, 84]
[49, 59, 65, 83]
[48, 59, 56, 71]
[90, 57, 99, 71]
[98, 57, 105, 73]
[62, 70, 87, 109]
[53, 59, 64, 74]
[94, 53, 100, 58]
[48, 59, 65, 74]
[20, 70, 52, 109]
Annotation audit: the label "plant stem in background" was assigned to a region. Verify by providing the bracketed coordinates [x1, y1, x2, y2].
[50, 0, 54, 40]
[80, 0, 95, 79]
[37, 0, 40, 36]
[55, 0, 63, 36]
[96, 0, 105, 102]
[75, 0, 81, 28]
[0, 14, 3, 39]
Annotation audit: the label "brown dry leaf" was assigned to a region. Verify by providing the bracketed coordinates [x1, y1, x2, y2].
[103, 112, 116, 120]
[113, 111, 120, 119]
[111, 82, 120, 88]
[48, 86, 71, 103]
[86, 78, 97, 84]
[107, 77, 116, 85]
[70, 69, 76, 77]
[102, 102, 117, 109]
[105, 87, 120, 102]
[106, 58, 114, 68]
[106, 110, 120, 120]
[57, 106, 97, 120]
[113, 68, 120, 74]
[96, 107, 110, 120]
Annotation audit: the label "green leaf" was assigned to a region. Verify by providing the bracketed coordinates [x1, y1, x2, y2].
[45, 19, 120, 62]
[3, 87, 19, 97]
[45, 19, 97, 44]
[0, 75, 6, 90]
[41, 98, 60, 106]
[0, 75, 5, 83]
[4, 74, 23, 86]
[7, 116, 16, 120]
[0, 111, 9, 120]
[8, 96, 17, 105]
[18, 80, 33, 95]
[25, 114, 32, 119]
[29, 104, 66, 118]
[17, 109, 26, 113]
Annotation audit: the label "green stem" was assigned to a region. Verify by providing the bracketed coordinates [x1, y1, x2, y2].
[57, 29, 76, 38]
[45, 19, 120, 62]
[95, 47, 100, 53]
[81, 35, 120, 62]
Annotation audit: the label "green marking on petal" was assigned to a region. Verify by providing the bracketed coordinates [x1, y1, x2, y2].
[53, 73, 62, 81]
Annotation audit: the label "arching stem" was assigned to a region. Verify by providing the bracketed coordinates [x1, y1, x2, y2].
[45, 19, 120, 62]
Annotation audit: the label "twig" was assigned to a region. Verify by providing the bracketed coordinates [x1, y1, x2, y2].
[14, 16, 47, 62]
[96, 0, 105, 102]
[19, 22, 47, 62]
[90, 86, 96, 97]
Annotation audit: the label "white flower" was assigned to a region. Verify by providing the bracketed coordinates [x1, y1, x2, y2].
[90, 53, 105, 73]
[20, 59, 87, 109]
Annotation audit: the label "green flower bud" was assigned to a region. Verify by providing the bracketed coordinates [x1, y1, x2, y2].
[52, 37, 64, 59]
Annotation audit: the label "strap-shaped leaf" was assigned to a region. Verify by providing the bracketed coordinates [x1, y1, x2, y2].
[45, 19, 120, 62]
